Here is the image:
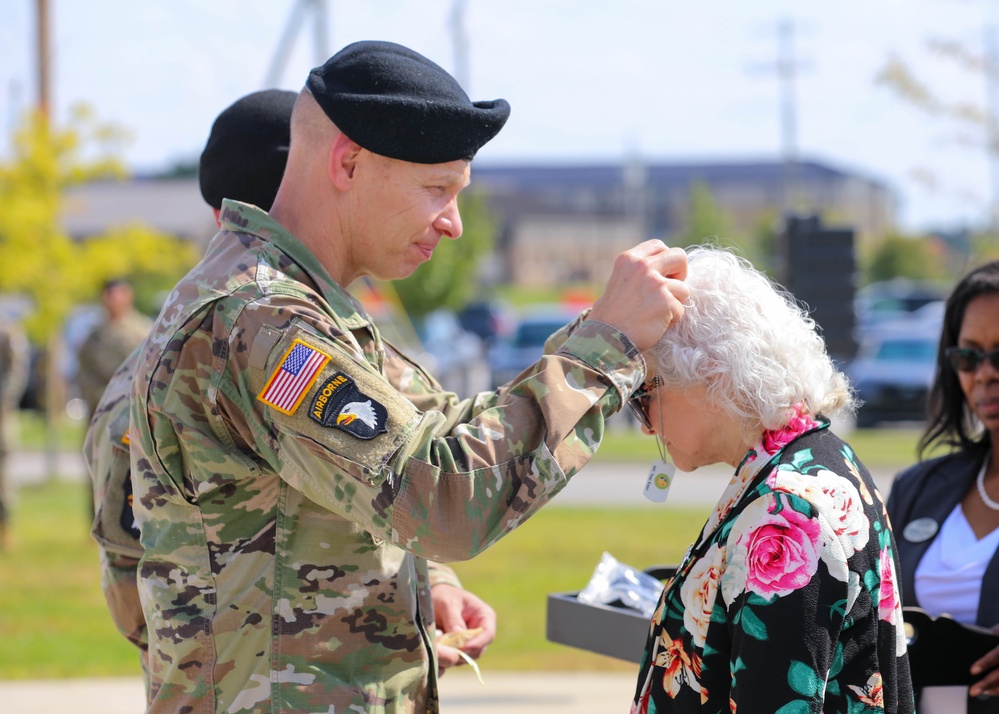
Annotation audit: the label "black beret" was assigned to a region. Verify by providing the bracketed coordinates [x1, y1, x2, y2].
[306, 40, 510, 164]
[198, 89, 297, 210]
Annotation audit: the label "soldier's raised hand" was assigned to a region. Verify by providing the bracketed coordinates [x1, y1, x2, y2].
[589, 240, 689, 352]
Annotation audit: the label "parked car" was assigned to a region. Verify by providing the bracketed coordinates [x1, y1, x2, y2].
[487, 307, 580, 388]
[847, 321, 940, 427]
[457, 299, 515, 346]
[854, 279, 946, 343]
[413, 308, 490, 395]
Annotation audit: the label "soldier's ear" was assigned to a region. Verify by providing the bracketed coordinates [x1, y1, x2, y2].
[328, 133, 363, 190]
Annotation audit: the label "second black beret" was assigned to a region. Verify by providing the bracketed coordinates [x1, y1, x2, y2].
[198, 89, 297, 211]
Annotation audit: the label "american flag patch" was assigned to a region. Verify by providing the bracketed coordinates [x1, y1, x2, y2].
[257, 338, 331, 414]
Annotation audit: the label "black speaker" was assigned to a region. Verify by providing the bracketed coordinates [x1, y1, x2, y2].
[780, 214, 858, 362]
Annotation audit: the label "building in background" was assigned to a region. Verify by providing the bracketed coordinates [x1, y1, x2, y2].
[62, 178, 216, 245]
[474, 157, 895, 286]
[60, 157, 896, 288]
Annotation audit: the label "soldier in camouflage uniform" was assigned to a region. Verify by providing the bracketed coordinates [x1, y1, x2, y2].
[0, 317, 29, 549]
[76, 277, 152, 419]
[85, 88, 493, 693]
[130, 41, 690, 713]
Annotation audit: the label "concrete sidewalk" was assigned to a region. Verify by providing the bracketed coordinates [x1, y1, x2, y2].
[7, 449, 899, 508]
[0, 671, 639, 713]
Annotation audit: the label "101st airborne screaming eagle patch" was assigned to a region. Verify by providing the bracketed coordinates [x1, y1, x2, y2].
[309, 371, 389, 440]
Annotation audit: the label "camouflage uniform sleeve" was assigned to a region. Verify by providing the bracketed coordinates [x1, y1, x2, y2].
[99, 548, 148, 655]
[82, 348, 147, 657]
[542, 308, 591, 355]
[389, 308, 608, 426]
[227, 309, 641, 563]
[83, 350, 143, 559]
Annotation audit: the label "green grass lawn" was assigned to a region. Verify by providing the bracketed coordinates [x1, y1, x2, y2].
[0, 480, 708, 679]
[594, 423, 925, 468]
[12, 411, 87, 451]
[0, 419, 924, 679]
[0, 481, 136, 678]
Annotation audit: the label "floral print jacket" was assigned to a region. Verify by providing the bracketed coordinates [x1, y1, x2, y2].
[632, 421, 914, 713]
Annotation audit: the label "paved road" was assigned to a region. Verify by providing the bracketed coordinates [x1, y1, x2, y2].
[7, 449, 899, 508]
[0, 671, 641, 714]
[560, 459, 898, 507]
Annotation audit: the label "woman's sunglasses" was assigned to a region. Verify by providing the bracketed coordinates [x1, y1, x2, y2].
[945, 346, 999, 373]
[627, 376, 661, 430]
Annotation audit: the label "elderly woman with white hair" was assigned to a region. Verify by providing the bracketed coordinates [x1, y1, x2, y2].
[628, 246, 914, 713]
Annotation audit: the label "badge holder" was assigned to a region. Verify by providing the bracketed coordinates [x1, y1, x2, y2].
[642, 391, 676, 504]
[643, 458, 675, 503]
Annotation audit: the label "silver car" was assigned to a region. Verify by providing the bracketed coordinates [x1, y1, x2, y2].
[847, 319, 941, 427]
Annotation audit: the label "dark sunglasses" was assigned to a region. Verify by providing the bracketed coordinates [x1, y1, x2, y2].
[945, 346, 999, 373]
[627, 376, 661, 430]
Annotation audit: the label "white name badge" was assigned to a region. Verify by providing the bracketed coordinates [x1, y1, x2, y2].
[643, 459, 676, 503]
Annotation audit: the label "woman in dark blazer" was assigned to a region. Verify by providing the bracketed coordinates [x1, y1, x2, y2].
[887, 259, 999, 713]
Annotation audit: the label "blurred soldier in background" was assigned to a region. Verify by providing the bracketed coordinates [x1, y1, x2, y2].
[0, 317, 29, 549]
[75, 277, 152, 420]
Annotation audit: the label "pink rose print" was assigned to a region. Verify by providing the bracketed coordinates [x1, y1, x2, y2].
[737, 494, 821, 599]
[760, 405, 819, 454]
[878, 546, 900, 625]
[769, 470, 870, 583]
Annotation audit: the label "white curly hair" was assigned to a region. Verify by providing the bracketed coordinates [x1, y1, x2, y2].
[653, 245, 856, 439]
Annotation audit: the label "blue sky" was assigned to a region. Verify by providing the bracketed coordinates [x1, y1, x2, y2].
[2, 0, 996, 232]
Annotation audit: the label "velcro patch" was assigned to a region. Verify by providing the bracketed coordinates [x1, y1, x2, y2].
[120, 472, 140, 539]
[258, 338, 331, 415]
[309, 371, 388, 440]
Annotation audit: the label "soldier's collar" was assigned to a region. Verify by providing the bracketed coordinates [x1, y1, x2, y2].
[218, 200, 372, 332]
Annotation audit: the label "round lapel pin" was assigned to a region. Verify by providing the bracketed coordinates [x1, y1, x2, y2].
[902, 517, 939, 543]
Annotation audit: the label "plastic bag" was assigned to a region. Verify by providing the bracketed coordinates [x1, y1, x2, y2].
[576, 551, 665, 618]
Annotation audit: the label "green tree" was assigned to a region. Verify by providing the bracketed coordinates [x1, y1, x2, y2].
[391, 189, 498, 322]
[0, 105, 197, 342]
[676, 181, 776, 269]
[0, 105, 198, 452]
[76, 224, 199, 315]
[877, 39, 998, 227]
[969, 227, 999, 265]
[677, 181, 734, 248]
[748, 210, 781, 277]
[862, 233, 950, 285]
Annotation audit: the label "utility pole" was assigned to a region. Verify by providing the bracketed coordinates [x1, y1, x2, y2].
[35, 0, 63, 482]
[776, 17, 799, 217]
[265, 0, 331, 88]
[36, 0, 50, 119]
[450, 0, 470, 91]
[748, 18, 809, 219]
